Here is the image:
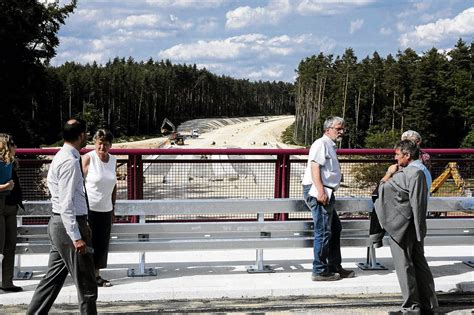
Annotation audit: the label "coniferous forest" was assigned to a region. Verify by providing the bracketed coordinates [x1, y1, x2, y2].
[294, 42, 474, 148]
[1, 1, 472, 148]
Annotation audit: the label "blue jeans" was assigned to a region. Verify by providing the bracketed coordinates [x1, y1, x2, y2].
[303, 184, 342, 275]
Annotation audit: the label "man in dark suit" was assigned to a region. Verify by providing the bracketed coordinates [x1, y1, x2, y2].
[375, 140, 438, 315]
[27, 119, 97, 315]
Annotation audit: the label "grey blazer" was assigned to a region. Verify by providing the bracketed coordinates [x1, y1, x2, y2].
[375, 163, 428, 246]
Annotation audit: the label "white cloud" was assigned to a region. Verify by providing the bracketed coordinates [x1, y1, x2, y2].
[98, 13, 193, 32]
[159, 33, 334, 62]
[54, 37, 108, 65]
[399, 7, 474, 47]
[396, 21, 408, 32]
[146, 0, 225, 8]
[350, 19, 364, 34]
[225, 0, 374, 29]
[380, 27, 392, 35]
[247, 66, 284, 80]
[398, 0, 430, 19]
[197, 62, 286, 81]
[225, 0, 291, 29]
[99, 14, 161, 28]
[159, 39, 246, 60]
[196, 17, 219, 33]
[115, 29, 171, 40]
[296, 0, 374, 15]
[75, 9, 101, 21]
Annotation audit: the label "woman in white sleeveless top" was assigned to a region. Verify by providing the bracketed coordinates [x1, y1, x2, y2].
[82, 129, 117, 287]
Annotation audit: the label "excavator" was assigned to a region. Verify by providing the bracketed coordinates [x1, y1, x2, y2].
[161, 118, 184, 145]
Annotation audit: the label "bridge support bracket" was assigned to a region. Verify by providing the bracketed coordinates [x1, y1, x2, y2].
[463, 260, 474, 268]
[13, 254, 33, 280]
[357, 245, 387, 271]
[246, 248, 275, 273]
[127, 252, 157, 277]
[13, 271, 33, 280]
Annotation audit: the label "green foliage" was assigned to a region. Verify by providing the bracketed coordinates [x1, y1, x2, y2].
[461, 128, 474, 148]
[281, 122, 300, 146]
[0, 0, 76, 146]
[77, 103, 106, 137]
[294, 40, 474, 148]
[352, 128, 398, 189]
[353, 162, 390, 189]
[364, 129, 401, 148]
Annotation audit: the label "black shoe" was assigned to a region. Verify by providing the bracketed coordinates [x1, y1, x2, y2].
[311, 271, 341, 281]
[337, 267, 355, 278]
[1, 286, 23, 292]
[388, 309, 424, 315]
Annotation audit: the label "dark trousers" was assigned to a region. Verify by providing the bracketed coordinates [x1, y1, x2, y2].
[390, 238, 438, 313]
[0, 201, 18, 288]
[88, 210, 112, 270]
[27, 215, 97, 315]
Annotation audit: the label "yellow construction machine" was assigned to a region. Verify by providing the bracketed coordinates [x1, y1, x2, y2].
[161, 118, 184, 145]
[430, 162, 465, 195]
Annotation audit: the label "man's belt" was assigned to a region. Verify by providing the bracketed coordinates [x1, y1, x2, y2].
[52, 212, 87, 219]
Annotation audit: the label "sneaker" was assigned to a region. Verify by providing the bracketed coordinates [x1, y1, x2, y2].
[337, 267, 355, 278]
[311, 271, 341, 281]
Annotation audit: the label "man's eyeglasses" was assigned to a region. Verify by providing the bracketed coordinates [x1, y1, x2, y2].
[330, 127, 345, 132]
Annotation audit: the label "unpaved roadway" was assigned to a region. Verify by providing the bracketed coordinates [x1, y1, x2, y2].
[111, 115, 298, 149]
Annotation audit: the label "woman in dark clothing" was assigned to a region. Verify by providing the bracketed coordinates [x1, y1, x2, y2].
[0, 134, 23, 292]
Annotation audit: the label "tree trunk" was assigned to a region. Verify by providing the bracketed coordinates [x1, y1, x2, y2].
[342, 71, 349, 119]
[369, 76, 376, 127]
[391, 90, 396, 131]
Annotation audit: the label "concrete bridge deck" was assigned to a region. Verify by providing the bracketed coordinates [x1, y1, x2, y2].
[1, 245, 473, 314]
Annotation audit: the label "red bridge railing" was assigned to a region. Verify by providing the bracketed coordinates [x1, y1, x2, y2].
[15, 148, 474, 202]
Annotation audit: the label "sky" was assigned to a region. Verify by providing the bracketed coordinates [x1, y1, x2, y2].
[50, 0, 474, 83]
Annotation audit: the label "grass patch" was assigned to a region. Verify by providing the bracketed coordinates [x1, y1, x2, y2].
[281, 122, 299, 146]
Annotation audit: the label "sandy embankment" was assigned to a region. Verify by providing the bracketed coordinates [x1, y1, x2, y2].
[111, 115, 298, 149]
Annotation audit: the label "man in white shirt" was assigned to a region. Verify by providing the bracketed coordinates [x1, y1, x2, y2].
[302, 116, 355, 281]
[28, 119, 97, 315]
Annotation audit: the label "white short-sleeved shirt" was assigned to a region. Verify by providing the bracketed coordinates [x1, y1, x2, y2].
[302, 134, 341, 191]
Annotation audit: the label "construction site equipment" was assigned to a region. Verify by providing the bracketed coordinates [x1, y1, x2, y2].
[430, 162, 466, 195]
[161, 118, 184, 145]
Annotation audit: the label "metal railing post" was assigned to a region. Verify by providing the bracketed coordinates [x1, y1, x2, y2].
[273, 155, 283, 220]
[127, 214, 157, 277]
[246, 213, 274, 273]
[280, 153, 291, 221]
[13, 216, 33, 280]
[127, 154, 135, 200]
[126, 153, 155, 277]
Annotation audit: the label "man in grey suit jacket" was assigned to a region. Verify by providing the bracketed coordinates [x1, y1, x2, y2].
[375, 140, 438, 315]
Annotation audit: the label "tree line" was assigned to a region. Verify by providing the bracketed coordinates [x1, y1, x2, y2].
[2, 1, 472, 149]
[0, 0, 293, 147]
[48, 59, 294, 141]
[294, 39, 473, 148]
